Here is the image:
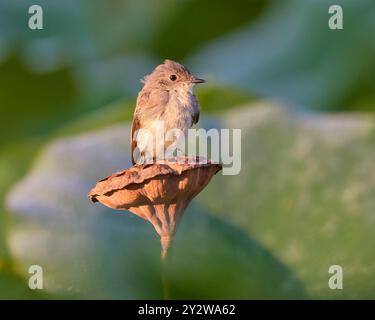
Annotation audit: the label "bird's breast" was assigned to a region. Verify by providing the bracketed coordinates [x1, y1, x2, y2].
[162, 91, 195, 132]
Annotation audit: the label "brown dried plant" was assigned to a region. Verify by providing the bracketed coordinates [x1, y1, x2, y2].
[88, 158, 221, 259]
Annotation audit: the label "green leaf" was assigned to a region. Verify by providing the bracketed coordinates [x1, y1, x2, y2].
[197, 102, 375, 298]
[188, 0, 375, 111]
[5, 113, 306, 299]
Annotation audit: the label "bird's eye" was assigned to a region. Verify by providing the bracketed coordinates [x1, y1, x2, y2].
[170, 74, 177, 81]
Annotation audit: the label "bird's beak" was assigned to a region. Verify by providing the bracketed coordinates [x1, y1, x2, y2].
[191, 76, 206, 84]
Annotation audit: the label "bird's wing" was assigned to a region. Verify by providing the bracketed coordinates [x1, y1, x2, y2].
[130, 89, 169, 164]
[192, 95, 200, 125]
[130, 113, 142, 165]
[193, 110, 200, 125]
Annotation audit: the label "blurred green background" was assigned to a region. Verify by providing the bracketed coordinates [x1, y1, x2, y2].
[1, 0, 374, 299]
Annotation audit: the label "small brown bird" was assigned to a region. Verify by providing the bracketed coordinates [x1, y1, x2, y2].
[130, 59, 205, 164]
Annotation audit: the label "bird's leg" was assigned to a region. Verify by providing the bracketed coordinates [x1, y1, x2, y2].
[175, 148, 186, 163]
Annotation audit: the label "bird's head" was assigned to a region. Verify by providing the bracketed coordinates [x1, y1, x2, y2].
[142, 59, 205, 92]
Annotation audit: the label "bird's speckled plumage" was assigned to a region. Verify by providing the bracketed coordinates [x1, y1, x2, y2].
[131, 60, 204, 164]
